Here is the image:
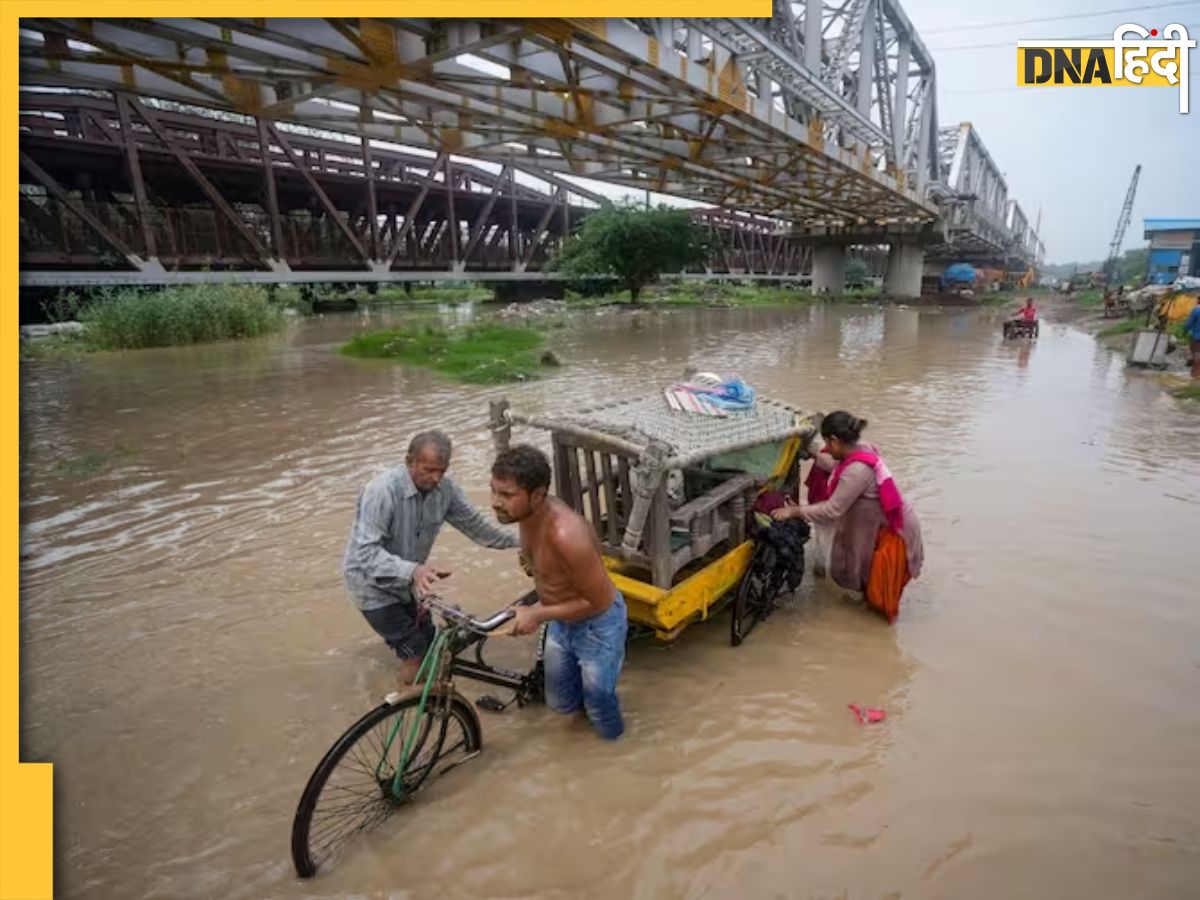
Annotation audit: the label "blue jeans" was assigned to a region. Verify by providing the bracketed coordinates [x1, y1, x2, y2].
[544, 593, 627, 740]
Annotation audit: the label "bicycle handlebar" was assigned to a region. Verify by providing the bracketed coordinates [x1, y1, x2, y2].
[421, 592, 538, 634]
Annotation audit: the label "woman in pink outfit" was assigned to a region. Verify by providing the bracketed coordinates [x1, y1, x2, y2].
[773, 411, 923, 594]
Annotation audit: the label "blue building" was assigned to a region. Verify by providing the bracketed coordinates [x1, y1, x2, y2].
[1143, 219, 1200, 284]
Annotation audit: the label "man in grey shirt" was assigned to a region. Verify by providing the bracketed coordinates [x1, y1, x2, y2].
[343, 430, 519, 682]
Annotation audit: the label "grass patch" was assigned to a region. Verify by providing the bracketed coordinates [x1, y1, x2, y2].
[1075, 288, 1105, 308]
[1097, 318, 1188, 339]
[53, 443, 139, 479]
[47, 284, 288, 350]
[818, 288, 887, 304]
[1171, 382, 1200, 401]
[1099, 318, 1143, 337]
[373, 285, 492, 304]
[573, 281, 817, 308]
[20, 333, 90, 362]
[340, 323, 546, 383]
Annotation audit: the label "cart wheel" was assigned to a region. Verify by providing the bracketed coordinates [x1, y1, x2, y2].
[730, 540, 787, 647]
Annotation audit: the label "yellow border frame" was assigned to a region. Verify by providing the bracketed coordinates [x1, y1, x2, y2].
[4, 6, 774, 896]
[4, 8, 54, 897]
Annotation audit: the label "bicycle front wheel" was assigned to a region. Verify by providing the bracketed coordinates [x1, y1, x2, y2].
[290, 689, 481, 878]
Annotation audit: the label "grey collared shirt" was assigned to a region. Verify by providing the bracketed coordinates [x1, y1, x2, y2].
[342, 466, 519, 611]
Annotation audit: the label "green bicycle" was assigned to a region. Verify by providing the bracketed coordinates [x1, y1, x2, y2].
[290, 592, 544, 878]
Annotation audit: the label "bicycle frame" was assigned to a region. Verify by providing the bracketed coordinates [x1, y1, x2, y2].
[374, 593, 545, 798]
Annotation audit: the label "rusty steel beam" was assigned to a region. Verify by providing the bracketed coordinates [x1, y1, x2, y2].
[444, 155, 460, 266]
[522, 188, 563, 269]
[123, 97, 275, 267]
[384, 150, 447, 267]
[256, 117, 286, 259]
[265, 121, 371, 266]
[362, 135, 380, 260]
[115, 93, 158, 260]
[18, 150, 146, 269]
[460, 164, 510, 263]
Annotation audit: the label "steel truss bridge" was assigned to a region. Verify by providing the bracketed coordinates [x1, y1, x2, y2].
[17, 13, 1043, 291]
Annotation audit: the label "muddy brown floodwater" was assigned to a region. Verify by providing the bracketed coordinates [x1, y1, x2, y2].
[18, 302, 1200, 899]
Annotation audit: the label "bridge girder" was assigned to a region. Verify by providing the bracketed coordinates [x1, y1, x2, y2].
[931, 122, 1043, 267]
[17, 15, 1045, 278]
[18, 15, 939, 228]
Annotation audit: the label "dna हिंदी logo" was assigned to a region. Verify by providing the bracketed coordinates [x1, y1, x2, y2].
[1017, 23, 1195, 113]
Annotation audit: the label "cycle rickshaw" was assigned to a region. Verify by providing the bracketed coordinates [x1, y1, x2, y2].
[291, 386, 821, 878]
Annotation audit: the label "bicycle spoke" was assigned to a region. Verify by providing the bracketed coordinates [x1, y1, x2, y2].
[293, 682, 483, 878]
[309, 805, 390, 862]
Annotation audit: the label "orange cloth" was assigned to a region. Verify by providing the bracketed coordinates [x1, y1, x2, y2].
[865, 528, 911, 623]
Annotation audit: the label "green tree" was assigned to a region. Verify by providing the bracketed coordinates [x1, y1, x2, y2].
[844, 257, 869, 289]
[550, 201, 708, 301]
[1116, 246, 1149, 286]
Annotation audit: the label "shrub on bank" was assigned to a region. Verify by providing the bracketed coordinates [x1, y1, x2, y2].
[62, 284, 287, 350]
[566, 281, 816, 308]
[341, 323, 546, 384]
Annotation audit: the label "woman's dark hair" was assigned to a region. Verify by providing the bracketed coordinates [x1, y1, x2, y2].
[492, 444, 551, 493]
[820, 410, 867, 444]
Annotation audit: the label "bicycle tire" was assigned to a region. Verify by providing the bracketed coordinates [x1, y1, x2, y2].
[730, 541, 786, 647]
[290, 689, 481, 878]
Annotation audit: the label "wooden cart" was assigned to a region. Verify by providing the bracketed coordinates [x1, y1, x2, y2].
[489, 389, 820, 644]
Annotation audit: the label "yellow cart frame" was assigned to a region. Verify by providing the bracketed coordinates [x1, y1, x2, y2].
[489, 391, 819, 642]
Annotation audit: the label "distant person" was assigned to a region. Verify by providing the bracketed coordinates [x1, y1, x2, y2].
[772, 412, 923, 623]
[491, 445, 628, 741]
[343, 430, 520, 684]
[1186, 297, 1200, 379]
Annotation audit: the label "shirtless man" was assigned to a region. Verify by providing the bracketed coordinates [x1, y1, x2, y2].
[490, 445, 627, 740]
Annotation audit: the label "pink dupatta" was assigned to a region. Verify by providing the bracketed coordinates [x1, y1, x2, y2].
[826, 450, 905, 532]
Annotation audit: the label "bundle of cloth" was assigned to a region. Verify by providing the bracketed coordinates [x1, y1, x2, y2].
[751, 490, 811, 595]
[663, 372, 756, 417]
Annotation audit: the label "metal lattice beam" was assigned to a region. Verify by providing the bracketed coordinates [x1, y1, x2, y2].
[18, 16, 939, 228]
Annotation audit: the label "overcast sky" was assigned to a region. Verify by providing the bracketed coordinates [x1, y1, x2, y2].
[901, 0, 1200, 262]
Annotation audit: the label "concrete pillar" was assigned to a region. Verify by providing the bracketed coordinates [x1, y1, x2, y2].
[812, 245, 846, 294]
[885, 243, 924, 298]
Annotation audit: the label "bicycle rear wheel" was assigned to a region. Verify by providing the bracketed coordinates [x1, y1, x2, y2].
[290, 689, 481, 878]
[730, 541, 786, 647]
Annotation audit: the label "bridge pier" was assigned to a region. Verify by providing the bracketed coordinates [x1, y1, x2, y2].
[885, 244, 924, 299]
[811, 246, 846, 294]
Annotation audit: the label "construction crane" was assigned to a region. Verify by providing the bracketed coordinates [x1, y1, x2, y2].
[1103, 164, 1141, 287]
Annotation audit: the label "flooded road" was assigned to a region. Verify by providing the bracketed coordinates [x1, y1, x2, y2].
[19, 301, 1200, 898]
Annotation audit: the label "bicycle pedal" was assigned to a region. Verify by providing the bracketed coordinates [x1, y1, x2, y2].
[475, 695, 509, 713]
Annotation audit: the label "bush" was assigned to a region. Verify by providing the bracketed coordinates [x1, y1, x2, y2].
[73, 284, 287, 350]
[341, 324, 546, 384]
